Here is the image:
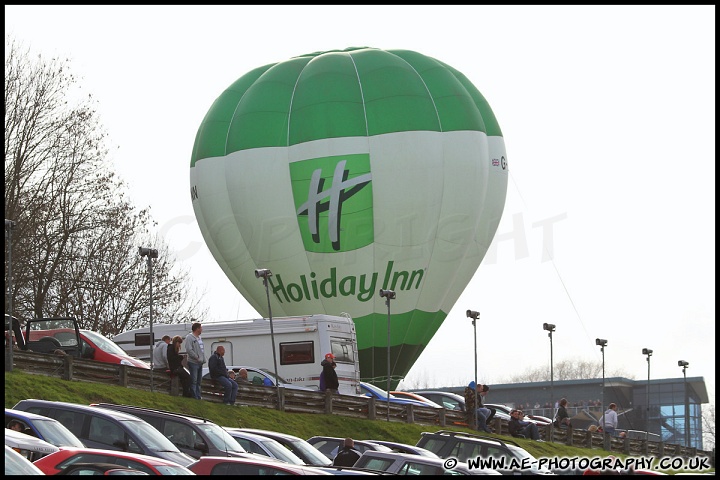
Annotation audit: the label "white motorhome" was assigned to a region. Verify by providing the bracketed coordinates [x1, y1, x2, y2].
[112, 314, 360, 395]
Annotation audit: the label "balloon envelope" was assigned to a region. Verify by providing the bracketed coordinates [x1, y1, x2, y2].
[190, 47, 508, 387]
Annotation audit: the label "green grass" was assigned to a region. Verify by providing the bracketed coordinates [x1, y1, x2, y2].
[5, 370, 711, 474]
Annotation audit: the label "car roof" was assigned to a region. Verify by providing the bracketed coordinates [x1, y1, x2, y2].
[239, 428, 305, 442]
[356, 449, 483, 474]
[419, 429, 522, 448]
[364, 440, 439, 458]
[390, 392, 443, 408]
[5, 428, 60, 455]
[5, 408, 61, 421]
[190, 455, 334, 474]
[13, 400, 144, 422]
[41, 446, 187, 465]
[90, 403, 213, 424]
[411, 390, 465, 401]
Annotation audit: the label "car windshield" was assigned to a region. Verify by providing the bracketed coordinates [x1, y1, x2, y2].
[261, 439, 305, 465]
[154, 465, 195, 475]
[31, 418, 85, 448]
[120, 420, 183, 452]
[287, 439, 332, 466]
[196, 423, 245, 454]
[361, 383, 395, 400]
[82, 330, 129, 356]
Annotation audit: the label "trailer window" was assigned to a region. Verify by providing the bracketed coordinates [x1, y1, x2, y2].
[279, 341, 314, 365]
[330, 338, 355, 364]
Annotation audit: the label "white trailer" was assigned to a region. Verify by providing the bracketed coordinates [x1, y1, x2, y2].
[112, 314, 361, 395]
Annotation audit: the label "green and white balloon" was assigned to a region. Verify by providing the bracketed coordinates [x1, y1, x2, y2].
[190, 47, 508, 387]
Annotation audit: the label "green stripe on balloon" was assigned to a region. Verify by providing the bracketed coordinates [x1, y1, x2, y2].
[191, 47, 503, 168]
[354, 310, 446, 388]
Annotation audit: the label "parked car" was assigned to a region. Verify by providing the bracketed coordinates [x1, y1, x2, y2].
[364, 440, 440, 458]
[33, 447, 195, 475]
[90, 403, 247, 459]
[223, 427, 306, 464]
[201, 365, 317, 391]
[415, 430, 554, 475]
[390, 391, 443, 409]
[5, 408, 85, 448]
[307, 435, 393, 461]
[484, 403, 549, 425]
[359, 382, 433, 408]
[5, 427, 59, 461]
[188, 455, 334, 475]
[354, 449, 501, 475]
[80, 329, 150, 369]
[12, 399, 195, 467]
[5, 444, 45, 475]
[238, 428, 332, 466]
[409, 390, 466, 412]
[52, 462, 151, 475]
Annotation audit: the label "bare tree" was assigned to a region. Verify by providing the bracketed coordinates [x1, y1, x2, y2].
[504, 358, 632, 383]
[702, 403, 715, 451]
[4, 36, 206, 335]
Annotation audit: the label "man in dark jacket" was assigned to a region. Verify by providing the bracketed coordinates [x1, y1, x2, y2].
[333, 437, 361, 467]
[464, 381, 495, 432]
[320, 353, 339, 393]
[509, 409, 542, 440]
[208, 346, 238, 405]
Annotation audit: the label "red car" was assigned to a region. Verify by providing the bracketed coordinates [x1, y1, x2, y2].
[33, 447, 194, 475]
[188, 456, 334, 475]
[26, 328, 150, 369]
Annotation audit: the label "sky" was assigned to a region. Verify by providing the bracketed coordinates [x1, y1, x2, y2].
[5, 5, 715, 403]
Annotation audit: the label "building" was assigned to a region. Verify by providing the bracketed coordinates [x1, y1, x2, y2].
[413, 375, 709, 450]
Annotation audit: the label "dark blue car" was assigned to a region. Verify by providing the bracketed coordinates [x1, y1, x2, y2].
[4, 408, 85, 448]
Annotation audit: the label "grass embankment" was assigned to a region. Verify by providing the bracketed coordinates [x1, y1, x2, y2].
[5, 371, 710, 474]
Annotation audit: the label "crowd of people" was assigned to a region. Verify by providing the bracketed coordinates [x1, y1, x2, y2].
[151, 321, 344, 405]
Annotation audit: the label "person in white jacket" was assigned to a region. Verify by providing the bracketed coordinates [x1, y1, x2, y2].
[602, 402, 619, 436]
[184, 322, 205, 400]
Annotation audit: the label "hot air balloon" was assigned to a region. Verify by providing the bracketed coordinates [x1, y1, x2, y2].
[190, 47, 508, 388]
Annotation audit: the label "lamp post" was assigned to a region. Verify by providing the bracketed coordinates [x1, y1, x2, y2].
[256, 269, 280, 404]
[467, 310, 480, 430]
[5, 219, 16, 372]
[543, 323, 556, 414]
[596, 338, 607, 433]
[678, 360, 689, 447]
[642, 348, 653, 441]
[139, 247, 158, 391]
[379, 289, 396, 422]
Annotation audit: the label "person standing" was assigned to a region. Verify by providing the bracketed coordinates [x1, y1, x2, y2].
[184, 322, 206, 400]
[152, 335, 171, 371]
[603, 403, 619, 436]
[208, 345, 238, 405]
[320, 353, 339, 394]
[167, 335, 193, 398]
[333, 437, 361, 467]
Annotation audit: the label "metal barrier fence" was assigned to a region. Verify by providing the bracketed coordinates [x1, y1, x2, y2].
[8, 351, 713, 464]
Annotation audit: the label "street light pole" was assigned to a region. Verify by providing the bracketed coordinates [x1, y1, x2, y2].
[543, 323, 556, 414]
[5, 219, 16, 372]
[596, 338, 607, 434]
[256, 269, 280, 405]
[678, 360, 689, 447]
[139, 247, 158, 391]
[642, 348, 653, 441]
[467, 310, 480, 430]
[379, 289, 396, 422]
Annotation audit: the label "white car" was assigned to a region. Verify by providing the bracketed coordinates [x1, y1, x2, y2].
[354, 450, 501, 475]
[201, 365, 316, 391]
